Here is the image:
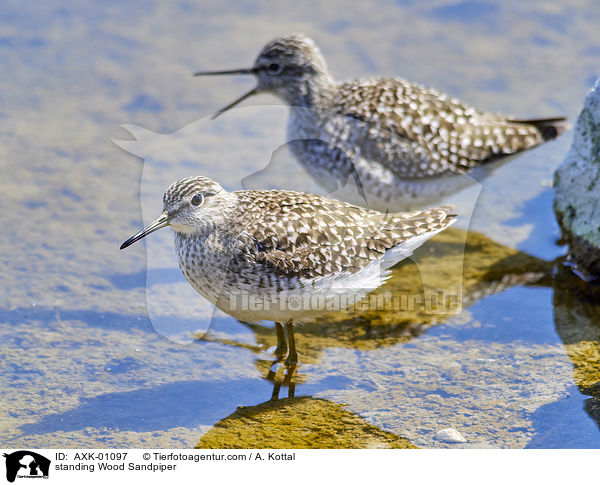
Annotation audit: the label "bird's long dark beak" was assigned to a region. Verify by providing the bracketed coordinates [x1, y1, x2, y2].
[210, 87, 260, 119]
[193, 67, 260, 119]
[193, 67, 257, 77]
[120, 213, 169, 250]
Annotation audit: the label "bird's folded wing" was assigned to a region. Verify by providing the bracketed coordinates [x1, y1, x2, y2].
[332, 79, 552, 178]
[234, 190, 455, 280]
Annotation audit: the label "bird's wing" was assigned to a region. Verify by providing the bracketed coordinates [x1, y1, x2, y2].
[330, 79, 554, 179]
[232, 190, 455, 281]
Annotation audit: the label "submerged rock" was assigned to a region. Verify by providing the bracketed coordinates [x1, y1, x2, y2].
[196, 396, 415, 449]
[553, 263, 600, 400]
[554, 79, 600, 278]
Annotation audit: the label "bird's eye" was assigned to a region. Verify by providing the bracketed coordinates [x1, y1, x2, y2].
[266, 63, 283, 75]
[191, 194, 204, 206]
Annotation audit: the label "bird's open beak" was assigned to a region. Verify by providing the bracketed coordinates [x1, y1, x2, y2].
[193, 67, 257, 77]
[120, 213, 169, 250]
[193, 67, 260, 119]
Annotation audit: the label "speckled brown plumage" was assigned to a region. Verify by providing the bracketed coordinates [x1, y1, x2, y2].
[330, 78, 563, 178]
[231, 189, 454, 281]
[196, 34, 568, 210]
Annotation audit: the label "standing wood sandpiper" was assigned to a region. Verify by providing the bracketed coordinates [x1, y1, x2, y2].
[121, 176, 457, 365]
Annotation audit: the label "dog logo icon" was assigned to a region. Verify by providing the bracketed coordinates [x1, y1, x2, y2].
[3, 451, 50, 482]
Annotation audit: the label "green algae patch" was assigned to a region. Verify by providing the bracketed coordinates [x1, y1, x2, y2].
[553, 265, 600, 398]
[196, 397, 415, 449]
[568, 341, 600, 397]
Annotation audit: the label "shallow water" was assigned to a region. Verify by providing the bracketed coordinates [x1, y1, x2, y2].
[1, 0, 600, 448]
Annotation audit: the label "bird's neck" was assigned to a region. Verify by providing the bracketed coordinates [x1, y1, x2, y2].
[278, 73, 335, 109]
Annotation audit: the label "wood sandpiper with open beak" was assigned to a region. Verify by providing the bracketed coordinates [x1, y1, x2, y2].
[195, 34, 567, 211]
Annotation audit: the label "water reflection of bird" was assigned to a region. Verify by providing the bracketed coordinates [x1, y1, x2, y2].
[121, 176, 456, 367]
[197, 227, 554, 373]
[195, 34, 567, 210]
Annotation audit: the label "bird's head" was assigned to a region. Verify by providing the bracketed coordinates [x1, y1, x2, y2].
[194, 34, 332, 116]
[120, 176, 234, 249]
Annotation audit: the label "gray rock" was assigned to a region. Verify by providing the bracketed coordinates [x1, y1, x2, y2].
[554, 79, 600, 277]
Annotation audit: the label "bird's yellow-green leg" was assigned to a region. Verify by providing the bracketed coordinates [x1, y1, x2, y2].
[274, 321, 287, 359]
[284, 320, 298, 367]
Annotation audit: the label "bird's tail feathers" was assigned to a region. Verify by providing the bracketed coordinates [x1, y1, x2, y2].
[508, 116, 569, 141]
